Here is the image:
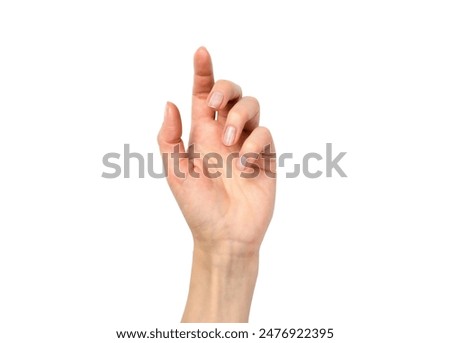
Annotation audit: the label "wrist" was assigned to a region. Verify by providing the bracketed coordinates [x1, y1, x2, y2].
[181, 245, 259, 323]
[191, 236, 262, 260]
[192, 244, 259, 279]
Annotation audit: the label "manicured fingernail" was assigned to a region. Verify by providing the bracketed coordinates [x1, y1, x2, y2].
[238, 155, 247, 170]
[208, 92, 224, 109]
[223, 126, 236, 146]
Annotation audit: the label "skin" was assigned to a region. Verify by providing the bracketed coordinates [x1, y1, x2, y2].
[157, 47, 276, 323]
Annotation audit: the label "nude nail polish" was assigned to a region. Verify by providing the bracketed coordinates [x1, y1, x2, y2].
[223, 126, 236, 146]
[208, 92, 224, 109]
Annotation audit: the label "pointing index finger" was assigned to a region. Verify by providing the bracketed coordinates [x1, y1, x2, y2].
[192, 47, 215, 121]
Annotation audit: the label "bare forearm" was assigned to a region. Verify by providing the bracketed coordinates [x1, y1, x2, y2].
[181, 246, 259, 323]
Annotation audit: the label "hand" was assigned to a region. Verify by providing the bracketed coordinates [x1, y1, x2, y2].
[158, 47, 276, 322]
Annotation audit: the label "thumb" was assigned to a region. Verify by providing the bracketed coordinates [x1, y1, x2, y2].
[157, 102, 188, 185]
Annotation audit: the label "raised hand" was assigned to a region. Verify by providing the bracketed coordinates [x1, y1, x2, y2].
[158, 47, 276, 322]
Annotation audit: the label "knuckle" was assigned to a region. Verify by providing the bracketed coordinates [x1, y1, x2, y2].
[230, 109, 248, 123]
[244, 141, 260, 153]
[257, 126, 271, 136]
[244, 96, 260, 108]
[214, 79, 230, 88]
[214, 80, 241, 95]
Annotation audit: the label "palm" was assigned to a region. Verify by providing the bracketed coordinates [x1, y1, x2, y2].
[174, 119, 275, 247]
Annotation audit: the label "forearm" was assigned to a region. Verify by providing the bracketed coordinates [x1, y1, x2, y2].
[181, 245, 259, 323]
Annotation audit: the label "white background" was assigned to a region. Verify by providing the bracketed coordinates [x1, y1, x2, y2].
[1, 1, 449, 342]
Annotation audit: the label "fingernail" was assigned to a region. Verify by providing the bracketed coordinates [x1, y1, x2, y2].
[164, 102, 169, 119]
[223, 126, 236, 146]
[208, 92, 224, 109]
[238, 155, 247, 170]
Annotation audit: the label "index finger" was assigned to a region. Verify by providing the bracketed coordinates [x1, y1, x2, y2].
[192, 47, 215, 122]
